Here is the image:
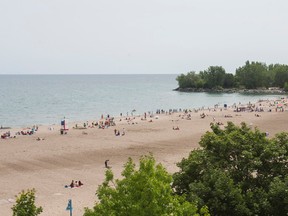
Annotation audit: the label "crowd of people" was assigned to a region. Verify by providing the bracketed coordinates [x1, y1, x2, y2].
[1, 131, 14, 139]
[1, 99, 287, 141]
[1, 125, 39, 139]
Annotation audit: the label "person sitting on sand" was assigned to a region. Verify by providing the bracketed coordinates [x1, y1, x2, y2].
[225, 114, 233, 118]
[114, 130, 120, 136]
[78, 180, 83, 186]
[217, 121, 224, 126]
[66, 180, 83, 188]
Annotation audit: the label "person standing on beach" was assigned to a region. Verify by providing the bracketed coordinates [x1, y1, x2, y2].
[105, 160, 109, 168]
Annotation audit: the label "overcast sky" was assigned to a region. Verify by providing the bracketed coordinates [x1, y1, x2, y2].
[0, 0, 287, 74]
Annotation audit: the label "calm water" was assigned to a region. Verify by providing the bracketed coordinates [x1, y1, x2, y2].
[0, 74, 282, 127]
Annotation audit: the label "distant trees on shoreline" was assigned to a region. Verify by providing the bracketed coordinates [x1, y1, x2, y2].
[176, 61, 288, 91]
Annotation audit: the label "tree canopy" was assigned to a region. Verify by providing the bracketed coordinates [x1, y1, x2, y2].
[201, 66, 226, 89]
[176, 61, 288, 90]
[11, 189, 43, 216]
[84, 155, 210, 216]
[173, 122, 288, 216]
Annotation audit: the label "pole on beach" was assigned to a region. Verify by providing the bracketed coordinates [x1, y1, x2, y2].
[66, 199, 73, 216]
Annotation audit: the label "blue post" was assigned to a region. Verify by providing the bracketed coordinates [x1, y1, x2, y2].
[66, 199, 73, 216]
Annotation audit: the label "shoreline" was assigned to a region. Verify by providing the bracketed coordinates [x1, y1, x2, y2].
[1, 95, 285, 132]
[0, 98, 288, 216]
[1, 92, 286, 129]
[174, 87, 287, 94]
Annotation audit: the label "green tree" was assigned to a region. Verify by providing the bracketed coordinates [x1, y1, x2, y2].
[202, 66, 226, 89]
[173, 122, 288, 216]
[84, 155, 209, 216]
[272, 64, 288, 88]
[284, 82, 288, 92]
[176, 61, 288, 91]
[12, 189, 43, 216]
[268, 176, 288, 215]
[176, 71, 203, 89]
[223, 73, 235, 88]
[235, 61, 268, 89]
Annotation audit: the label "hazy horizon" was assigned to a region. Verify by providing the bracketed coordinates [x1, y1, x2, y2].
[1, 0, 287, 75]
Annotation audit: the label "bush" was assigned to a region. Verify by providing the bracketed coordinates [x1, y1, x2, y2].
[84, 155, 209, 216]
[12, 189, 43, 216]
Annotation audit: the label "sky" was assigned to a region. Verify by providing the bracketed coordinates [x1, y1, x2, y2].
[0, 0, 287, 74]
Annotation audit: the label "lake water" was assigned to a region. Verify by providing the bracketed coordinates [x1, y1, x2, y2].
[0, 74, 282, 127]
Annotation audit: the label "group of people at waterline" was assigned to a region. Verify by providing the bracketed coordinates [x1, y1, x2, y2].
[1, 98, 287, 140]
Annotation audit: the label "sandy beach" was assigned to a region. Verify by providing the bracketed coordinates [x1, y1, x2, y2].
[0, 99, 287, 216]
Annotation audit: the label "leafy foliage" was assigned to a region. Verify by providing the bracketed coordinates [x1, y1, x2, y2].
[176, 71, 204, 89]
[201, 66, 226, 89]
[11, 189, 43, 216]
[176, 61, 288, 90]
[223, 73, 235, 88]
[84, 155, 210, 216]
[284, 82, 288, 92]
[272, 64, 288, 88]
[173, 122, 288, 216]
[235, 61, 268, 89]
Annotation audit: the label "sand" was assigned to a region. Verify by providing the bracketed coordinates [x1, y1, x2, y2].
[0, 99, 287, 216]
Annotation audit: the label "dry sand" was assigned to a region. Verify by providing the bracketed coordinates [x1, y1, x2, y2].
[0, 99, 287, 216]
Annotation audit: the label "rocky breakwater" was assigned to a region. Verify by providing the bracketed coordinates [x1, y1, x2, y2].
[173, 87, 287, 94]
